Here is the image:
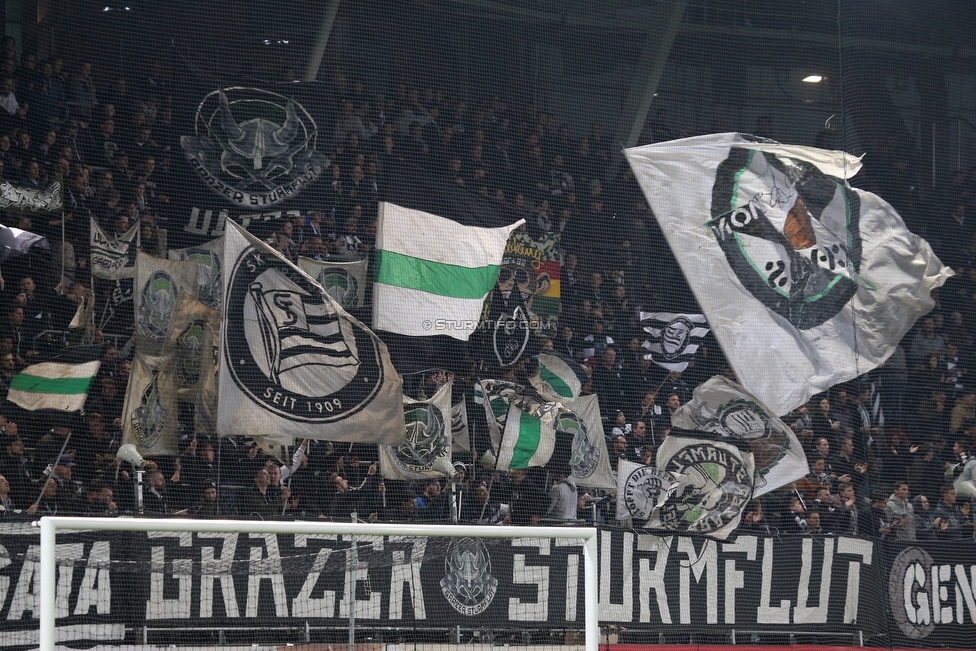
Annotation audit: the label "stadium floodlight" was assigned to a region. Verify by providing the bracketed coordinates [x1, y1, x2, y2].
[37, 517, 599, 651]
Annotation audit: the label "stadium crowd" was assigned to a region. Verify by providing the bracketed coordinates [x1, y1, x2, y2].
[1, 44, 976, 542]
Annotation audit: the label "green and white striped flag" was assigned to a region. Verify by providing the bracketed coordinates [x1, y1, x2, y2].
[481, 379, 567, 471]
[534, 353, 585, 398]
[7, 361, 100, 411]
[373, 202, 523, 340]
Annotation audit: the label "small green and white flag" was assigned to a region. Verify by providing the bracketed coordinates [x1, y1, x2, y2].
[8, 361, 100, 411]
[534, 353, 585, 398]
[373, 202, 523, 340]
[481, 379, 566, 470]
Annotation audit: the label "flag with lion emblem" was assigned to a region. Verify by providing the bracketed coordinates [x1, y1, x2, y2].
[625, 133, 952, 416]
[378, 381, 455, 480]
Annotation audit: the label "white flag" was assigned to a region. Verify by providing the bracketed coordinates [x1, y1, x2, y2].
[217, 220, 403, 443]
[451, 398, 471, 451]
[670, 375, 808, 497]
[298, 256, 368, 309]
[379, 381, 455, 480]
[162, 290, 220, 402]
[90, 219, 139, 280]
[560, 394, 616, 490]
[134, 253, 199, 356]
[121, 354, 179, 456]
[625, 133, 952, 415]
[655, 435, 755, 540]
[169, 237, 224, 310]
[615, 459, 678, 525]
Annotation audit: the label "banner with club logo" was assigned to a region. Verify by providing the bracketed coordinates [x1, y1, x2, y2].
[654, 435, 755, 540]
[168, 237, 225, 310]
[162, 290, 220, 403]
[452, 397, 471, 451]
[625, 133, 952, 416]
[297, 255, 368, 309]
[91, 219, 140, 280]
[640, 312, 710, 372]
[121, 353, 179, 456]
[558, 393, 616, 489]
[379, 381, 455, 480]
[616, 459, 679, 524]
[0, 175, 63, 213]
[670, 375, 808, 497]
[217, 220, 403, 443]
[134, 253, 200, 356]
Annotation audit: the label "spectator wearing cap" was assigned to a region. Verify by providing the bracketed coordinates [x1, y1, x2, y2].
[71, 478, 117, 516]
[35, 425, 72, 475]
[195, 482, 220, 518]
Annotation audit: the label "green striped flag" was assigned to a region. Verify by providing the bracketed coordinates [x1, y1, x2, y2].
[534, 353, 585, 398]
[498, 404, 557, 470]
[373, 201, 523, 340]
[8, 361, 100, 411]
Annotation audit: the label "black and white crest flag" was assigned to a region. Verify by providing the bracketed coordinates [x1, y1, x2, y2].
[640, 312, 709, 372]
[217, 220, 403, 443]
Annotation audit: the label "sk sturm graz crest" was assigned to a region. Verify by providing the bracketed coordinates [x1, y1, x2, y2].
[317, 267, 358, 309]
[138, 271, 178, 342]
[556, 411, 599, 479]
[493, 303, 530, 367]
[395, 403, 450, 473]
[181, 88, 329, 207]
[132, 369, 166, 449]
[224, 245, 386, 422]
[660, 316, 693, 359]
[708, 143, 864, 330]
[178, 248, 223, 309]
[660, 441, 753, 534]
[623, 465, 677, 520]
[440, 538, 498, 616]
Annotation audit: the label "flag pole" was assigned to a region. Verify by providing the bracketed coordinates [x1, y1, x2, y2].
[29, 432, 72, 513]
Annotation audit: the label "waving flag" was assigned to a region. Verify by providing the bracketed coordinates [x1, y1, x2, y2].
[640, 312, 709, 372]
[169, 237, 224, 310]
[298, 256, 368, 309]
[625, 133, 952, 415]
[372, 168, 524, 340]
[134, 253, 199, 355]
[479, 379, 568, 470]
[533, 353, 586, 398]
[670, 375, 807, 497]
[91, 219, 139, 280]
[8, 360, 100, 412]
[218, 220, 403, 443]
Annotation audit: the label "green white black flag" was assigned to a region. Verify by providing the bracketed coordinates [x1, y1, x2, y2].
[168, 237, 224, 310]
[134, 253, 199, 356]
[121, 354, 179, 456]
[670, 375, 808, 497]
[297, 256, 368, 309]
[378, 381, 455, 480]
[8, 360, 100, 412]
[218, 220, 403, 443]
[480, 379, 567, 470]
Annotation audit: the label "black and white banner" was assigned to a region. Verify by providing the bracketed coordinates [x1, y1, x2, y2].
[0, 523, 896, 645]
[640, 312, 709, 372]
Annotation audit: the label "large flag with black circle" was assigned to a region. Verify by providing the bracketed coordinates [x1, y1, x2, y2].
[625, 133, 952, 415]
[378, 381, 455, 480]
[217, 220, 403, 443]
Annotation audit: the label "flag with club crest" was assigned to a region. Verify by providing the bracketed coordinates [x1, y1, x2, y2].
[217, 220, 403, 443]
[670, 375, 808, 497]
[168, 236, 224, 310]
[640, 312, 710, 372]
[451, 397, 471, 451]
[379, 381, 455, 480]
[162, 290, 220, 403]
[559, 394, 616, 489]
[297, 256, 368, 309]
[134, 253, 199, 356]
[91, 219, 139, 280]
[121, 354, 180, 456]
[625, 133, 952, 416]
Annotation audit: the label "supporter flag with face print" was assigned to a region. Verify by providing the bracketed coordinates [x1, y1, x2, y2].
[626, 133, 952, 416]
[640, 312, 710, 372]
